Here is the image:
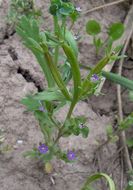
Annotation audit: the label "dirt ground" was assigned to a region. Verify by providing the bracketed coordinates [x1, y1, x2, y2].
[0, 0, 133, 190]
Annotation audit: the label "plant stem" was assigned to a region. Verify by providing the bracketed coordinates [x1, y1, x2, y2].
[44, 51, 71, 101]
[53, 16, 60, 66]
[54, 46, 59, 66]
[54, 99, 76, 144]
[62, 43, 81, 104]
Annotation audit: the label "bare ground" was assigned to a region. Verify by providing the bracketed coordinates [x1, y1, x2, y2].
[0, 0, 133, 190]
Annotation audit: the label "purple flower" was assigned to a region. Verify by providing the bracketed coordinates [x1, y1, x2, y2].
[38, 144, 48, 154]
[67, 151, 76, 160]
[39, 106, 45, 112]
[90, 74, 99, 82]
[38, 100, 46, 112]
[79, 123, 85, 129]
[76, 7, 82, 12]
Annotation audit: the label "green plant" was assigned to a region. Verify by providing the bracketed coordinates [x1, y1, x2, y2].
[81, 172, 133, 190]
[15, 0, 126, 172]
[8, 0, 41, 25]
[81, 173, 116, 190]
[86, 20, 124, 55]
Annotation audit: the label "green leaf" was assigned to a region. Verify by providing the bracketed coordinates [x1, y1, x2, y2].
[110, 54, 127, 61]
[16, 16, 55, 87]
[125, 181, 133, 190]
[106, 125, 113, 137]
[102, 71, 133, 91]
[33, 88, 65, 102]
[81, 127, 89, 138]
[86, 20, 101, 36]
[21, 96, 40, 111]
[119, 113, 133, 130]
[81, 173, 116, 190]
[126, 139, 133, 148]
[59, 7, 72, 16]
[108, 22, 124, 41]
[23, 150, 39, 158]
[129, 91, 133, 101]
[65, 30, 78, 56]
[63, 116, 87, 137]
[61, 61, 72, 84]
[25, 37, 43, 53]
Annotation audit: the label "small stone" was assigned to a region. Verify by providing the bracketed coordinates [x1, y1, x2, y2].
[17, 140, 23, 145]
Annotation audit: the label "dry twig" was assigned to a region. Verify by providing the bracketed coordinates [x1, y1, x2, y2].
[116, 17, 133, 185]
[83, 0, 126, 15]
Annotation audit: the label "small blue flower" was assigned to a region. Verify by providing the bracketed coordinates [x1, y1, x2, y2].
[90, 74, 99, 82]
[38, 144, 48, 154]
[67, 151, 76, 160]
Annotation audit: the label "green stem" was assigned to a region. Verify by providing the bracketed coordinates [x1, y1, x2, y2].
[62, 43, 81, 104]
[32, 52, 55, 88]
[93, 36, 98, 56]
[54, 46, 59, 66]
[54, 16, 58, 35]
[44, 51, 71, 101]
[54, 93, 76, 144]
[54, 43, 82, 143]
[53, 16, 60, 66]
[49, 115, 60, 129]
[61, 16, 66, 39]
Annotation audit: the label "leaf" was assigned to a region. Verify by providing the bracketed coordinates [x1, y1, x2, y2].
[119, 113, 133, 130]
[21, 96, 40, 111]
[106, 125, 113, 137]
[63, 116, 87, 137]
[126, 139, 133, 148]
[33, 88, 65, 102]
[16, 16, 54, 87]
[81, 127, 89, 138]
[129, 91, 133, 101]
[125, 181, 133, 190]
[110, 54, 127, 61]
[108, 22, 124, 41]
[23, 150, 39, 158]
[81, 173, 116, 190]
[61, 61, 72, 84]
[65, 30, 78, 56]
[102, 71, 133, 91]
[25, 37, 43, 53]
[86, 20, 101, 36]
[59, 7, 72, 16]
